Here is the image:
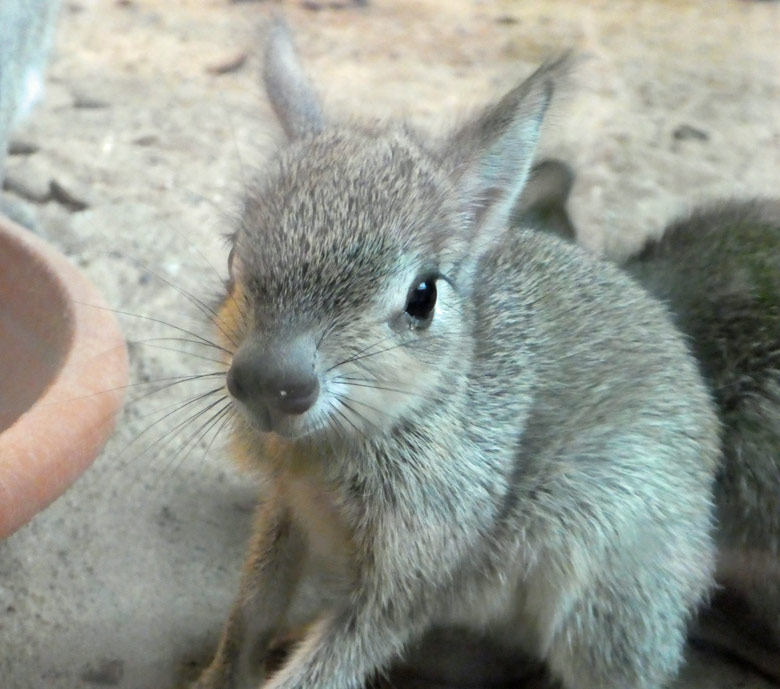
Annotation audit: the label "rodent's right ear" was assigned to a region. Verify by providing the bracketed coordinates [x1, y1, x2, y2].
[262, 17, 324, 141]
[513, 158, 578, 241]
[444, 55, 571, 253]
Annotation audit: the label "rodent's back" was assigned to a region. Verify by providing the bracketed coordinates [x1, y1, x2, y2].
[521, 171, 780, 654]
[444, 227, 721, 673]
[468, 227, 720, 527]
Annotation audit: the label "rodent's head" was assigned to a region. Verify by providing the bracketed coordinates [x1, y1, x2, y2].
[219, 21, 561, 443]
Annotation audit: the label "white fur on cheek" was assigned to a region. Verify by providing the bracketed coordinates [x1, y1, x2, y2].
[321, 281, 459, 437]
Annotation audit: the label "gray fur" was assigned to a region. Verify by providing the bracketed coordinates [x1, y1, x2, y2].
[522, 161, 780, 678]
[194, 27, 720, 689]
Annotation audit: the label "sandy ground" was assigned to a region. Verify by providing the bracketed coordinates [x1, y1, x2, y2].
[1, 1, 780, 688]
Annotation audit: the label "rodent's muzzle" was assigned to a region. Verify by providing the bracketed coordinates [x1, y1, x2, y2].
[226, 335, 320, 434]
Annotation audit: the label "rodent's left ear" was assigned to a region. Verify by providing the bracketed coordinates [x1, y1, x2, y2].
[262, 17, 324, 140]
[446, 55, 570, 247]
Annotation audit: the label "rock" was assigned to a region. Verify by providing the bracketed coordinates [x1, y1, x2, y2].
[673, 124, 709, 141]
[8, 138, 40, 155]
[132, 134, 160, 146]
[205, 52, 248, 76]
[71, 92, 110, 109]
[3, 159, 52, 202]
[49, 178, 91, 211]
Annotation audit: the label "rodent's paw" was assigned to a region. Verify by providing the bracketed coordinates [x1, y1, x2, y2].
[188, 666, 266, 689]
[186, 669, 228, 689]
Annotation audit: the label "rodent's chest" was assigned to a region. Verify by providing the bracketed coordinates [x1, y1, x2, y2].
[281, 473, 354, 566]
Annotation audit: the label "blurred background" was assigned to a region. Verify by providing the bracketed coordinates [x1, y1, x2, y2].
[0, 1, 778, 688]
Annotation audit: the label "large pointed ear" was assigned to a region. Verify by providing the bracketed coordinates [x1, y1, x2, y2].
[447, 55, 569, 247]
[262, 18, 324, 140]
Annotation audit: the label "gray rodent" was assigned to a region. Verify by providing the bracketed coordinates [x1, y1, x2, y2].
[517, 160, 780, 679]
[192, 22, 720, 689]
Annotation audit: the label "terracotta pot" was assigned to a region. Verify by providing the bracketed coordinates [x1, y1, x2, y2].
[0, 214, 127, 538]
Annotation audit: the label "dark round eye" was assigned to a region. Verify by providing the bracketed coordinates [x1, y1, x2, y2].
[405, 277, 437, 326]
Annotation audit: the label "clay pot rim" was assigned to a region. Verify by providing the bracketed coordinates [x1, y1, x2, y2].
[0, 214, 128, 539]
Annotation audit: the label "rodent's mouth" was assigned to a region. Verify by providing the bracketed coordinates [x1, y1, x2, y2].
[229, 375, 402, 442]
[231, 397, 321, 440]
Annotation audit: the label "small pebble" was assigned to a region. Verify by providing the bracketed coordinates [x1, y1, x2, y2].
[303, 0, 367, 9]
[132, 134, 159, 146]
[8, 139, 39, 156]
[50, 179, 90, 212]
[3, 167, 51, 203]
[72, 93, 110, 109]
[206, 52, 248, 76]
[673, 124, 709, 141]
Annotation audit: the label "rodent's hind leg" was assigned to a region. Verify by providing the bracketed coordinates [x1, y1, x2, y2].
[191, 500, 307, 689]
[542, 561, 700, 689]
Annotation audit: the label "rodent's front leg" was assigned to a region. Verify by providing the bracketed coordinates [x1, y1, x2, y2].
[263, 603, 418, 689]
[193, 499, 305, 689]
[261, 521, 436, 689]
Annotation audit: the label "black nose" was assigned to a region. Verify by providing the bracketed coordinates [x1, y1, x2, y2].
[227, 337, 320, 416]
